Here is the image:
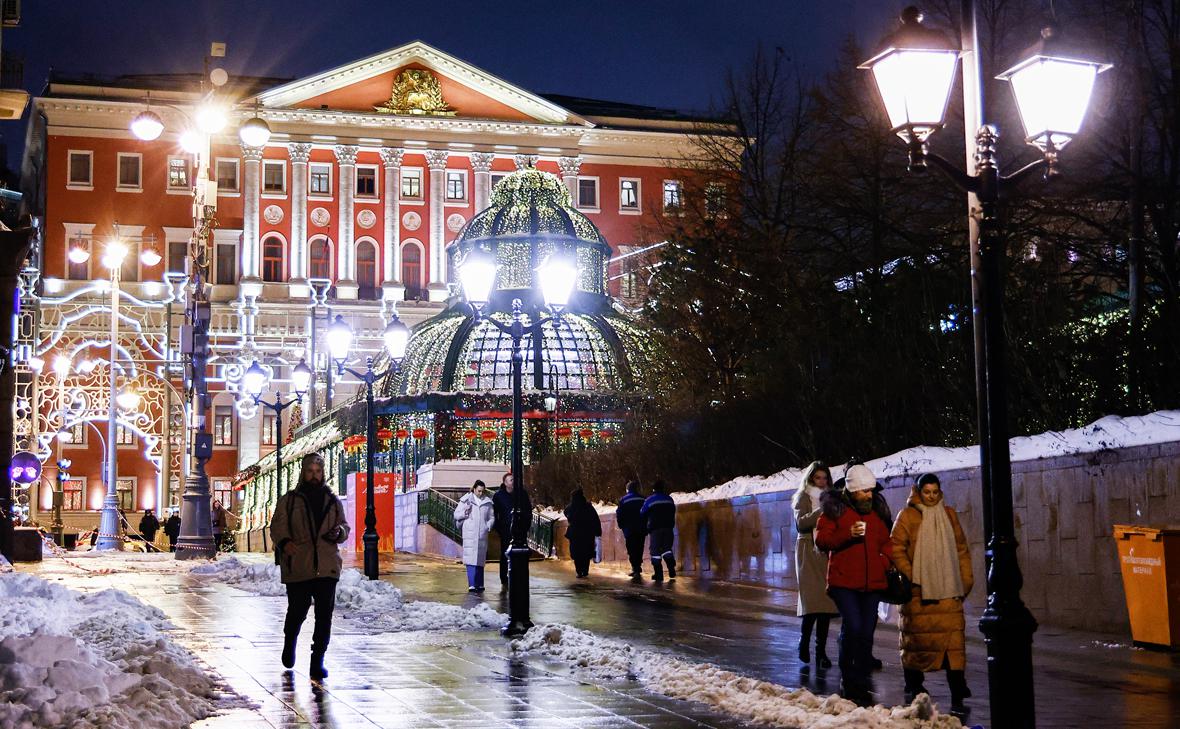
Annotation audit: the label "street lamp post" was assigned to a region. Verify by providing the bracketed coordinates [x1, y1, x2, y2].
[307, 278, 331, 417]
[457, 248, 579, 637]
[860, 7, 1109, 725]
[242, 359, 312, 497]
[50, 355, 70, 542]
[326, 313, 410, 580]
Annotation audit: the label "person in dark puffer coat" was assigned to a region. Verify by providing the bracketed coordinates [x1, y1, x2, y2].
[640, 480, 677, 582]
[616, 481, 647, 577]
[564, 489, 602, 578]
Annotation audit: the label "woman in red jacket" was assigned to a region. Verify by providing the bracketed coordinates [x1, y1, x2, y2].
[816, 463, 894, 699]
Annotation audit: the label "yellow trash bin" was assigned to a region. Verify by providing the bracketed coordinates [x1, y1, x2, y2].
[1113, 525, 1180, 648]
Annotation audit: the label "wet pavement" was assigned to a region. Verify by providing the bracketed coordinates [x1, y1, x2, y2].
[21, 550, 1180, 728]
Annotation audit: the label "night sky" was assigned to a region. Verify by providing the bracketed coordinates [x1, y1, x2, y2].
[0, 1, 896, 166]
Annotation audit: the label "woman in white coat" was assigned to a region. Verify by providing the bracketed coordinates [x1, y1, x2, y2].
[454, 480, 496, 592]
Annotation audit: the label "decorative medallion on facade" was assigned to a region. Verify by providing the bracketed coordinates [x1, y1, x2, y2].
[357, 209, 377, 229]
[446, 213, 466, 233]
[374, 69, 456, 117]
[310, 207, 331, 227]
[263, 205, 284, 225]
[402, 211, 422, 231]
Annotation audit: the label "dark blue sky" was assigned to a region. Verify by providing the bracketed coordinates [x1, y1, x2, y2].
[1, 1, 897, 164]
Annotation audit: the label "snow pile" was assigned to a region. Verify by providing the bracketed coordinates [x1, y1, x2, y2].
[0, 572, 217, 728]
[194, 558, 505, 632]
[512, 623, 962, 729]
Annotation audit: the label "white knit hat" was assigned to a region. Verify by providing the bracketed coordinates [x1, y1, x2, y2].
[845, 464, 877, 492]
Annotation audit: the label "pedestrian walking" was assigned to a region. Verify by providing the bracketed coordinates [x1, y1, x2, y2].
[212, 500, 229, 550]
[492, 472, 530, 590]
[164, 510, 181, 552]
[641, 479, 677, 582]
[792, 461, 838, 668]
[815, 463, 894, 700]
[138, 509, 160, 545]
[270, 452, 351, 680]
[564, 489, 602, 578]
[454, 480, 496, 592]
[890, 473, 973, 714]
[616, 480, 647, 577]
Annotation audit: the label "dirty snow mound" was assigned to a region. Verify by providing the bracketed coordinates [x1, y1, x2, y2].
[512, 623, 961, 728]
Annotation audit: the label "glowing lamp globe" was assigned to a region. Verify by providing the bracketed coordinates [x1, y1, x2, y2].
[140, 248, 162, 267]
[997, 26, 1111, 152]
[242, 360, 268, 401]
[238, 116, 271, 147]
[102, 241, 128, 270]
[383, 316, 410, 360]
[859, 7, 960, 144]
[68, 245, 91, 264]
[179, 129, 202, 154]
[326, 315, 354, 364]
[291, 358, 313, 397]
[116, 387, 141, 411]
[130, 110, 164, 141]
[458, 249, 497, 310]
[537, 253, 579, 311]
[195, 104, 227, 135]
[52, 355, 70, 377]
[543, 395, 557, 412]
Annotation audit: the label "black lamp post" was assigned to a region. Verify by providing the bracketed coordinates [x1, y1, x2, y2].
[242, 358, 313, 497]
[860, 6, 1109, 726]
[457, 247, 579, 637]
[327, 313, 410, 580]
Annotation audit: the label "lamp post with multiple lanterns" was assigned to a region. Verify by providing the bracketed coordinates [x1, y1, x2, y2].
[457, 247, 579, 637]
[326, 313, 411, 580]
[241, 359, 313, 498]
[860, 6, 1109, 725]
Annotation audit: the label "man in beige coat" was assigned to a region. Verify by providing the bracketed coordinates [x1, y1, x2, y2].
[270, 453, 351, 680]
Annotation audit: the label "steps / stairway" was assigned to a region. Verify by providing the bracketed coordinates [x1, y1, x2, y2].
[416, 487, 555, 557]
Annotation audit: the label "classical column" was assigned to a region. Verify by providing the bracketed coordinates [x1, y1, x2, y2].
[425, 149, 449, 301]
[288, 143, 312, 294]
[557, 156, 582, 204]
[514, 154, 539, 171]
[240, 145, 265, 294]
[334, 144, 359, 299]
[380, 146, 405, 302]
[471, 152, 495, 212]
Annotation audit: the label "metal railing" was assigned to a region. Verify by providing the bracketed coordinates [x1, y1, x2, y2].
[416, 487, 555, 557]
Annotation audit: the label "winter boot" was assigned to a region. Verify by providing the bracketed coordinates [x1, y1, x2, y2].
[651, 559, 664, 582]
[948, 669, 970, 714]
[902, 668, 928, 703]
[281, 634, 297, 669]
[310, 651, 328, 680]
[664, 555, 676, 580]
[798, 637, 810, 664]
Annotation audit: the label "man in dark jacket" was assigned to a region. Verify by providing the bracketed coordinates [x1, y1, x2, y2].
[640, 479, 677, 582]
[564, 489, 601, 578]
[616, 480, 647, 577]
[164, 511, 181, 552]
[492, 472, 531, 590]
[271, 452, 351, 680]
[138, 509, 160, 546]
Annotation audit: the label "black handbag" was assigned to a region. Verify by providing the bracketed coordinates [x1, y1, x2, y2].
[882, 567, 913, 605]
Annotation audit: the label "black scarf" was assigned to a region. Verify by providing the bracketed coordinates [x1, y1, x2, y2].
[297, 480, 330, 534]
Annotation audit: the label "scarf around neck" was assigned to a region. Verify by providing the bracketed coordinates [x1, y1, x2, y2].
[911, 501, 965, 601]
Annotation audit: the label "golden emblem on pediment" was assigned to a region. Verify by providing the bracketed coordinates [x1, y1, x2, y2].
[374, 69, 456, 116]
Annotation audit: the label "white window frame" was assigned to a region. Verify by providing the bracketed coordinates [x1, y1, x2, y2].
[444, 169, 468, 206]
[212, 399, 236, 448]
[663, 179, 684, 213]
[308, 162, 333, 199]
[116, 152, 143, 192]
[163, 226, 193, 276]
[116, 422, 137, 449]
[260, 233, 287, 283]
[619, 177, 642, 215]
[166, 155, 190, 194]
[400, 239, 426, 291]
[62, 222, 96, 281]
[62, 476, 87, 512]
[307, 235, 334, 281]
[489, 172, 509, 190]
[67, 150, 93, 190]
[261, 411, 278, 447]
[261, 159, 287, 197]
[576, 176, 600, 212]
[61, 421, 88, 447]
[213, 232, 239, 286]
[215, 158, 240, 195]
[400, 167, 424, 203]
[355, 163, 379, 199]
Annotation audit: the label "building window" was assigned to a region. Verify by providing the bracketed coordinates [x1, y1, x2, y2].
[309, 238, 332, 280]
[356, 166, 377, 197]
[67, 235, 91, 280]
[445, 170, 467, 201]
[663, 180, 683, 212]
[213, 405, 234, 446]
[167, 239, 188, 275]
[216, 159, 239, 193]
[119, 239, 139, 283]
[619, 178, 640, 212]
[117, 153, 142, 190]
[577, 177, 599, 209]
[309, 163, 332, 196]
[62, 421, 87, 445]
[215, 240, 237, 285]
[63, 478, 84, 511]
[490, 172, 508, 190]
[402, 243, 423, 300]
[401, 168, 422, 199]
[357, 240, 378, 300]
[116, 424, 135, 446]
[116, 477, 135, 511]
[262, 236, 284, 282]
[262, 412, 277, 446]
[68, 151, 93, 188]
[212, 479, 233, 508]
[262, 160, 286, 194]
[167, 157, 189, 190]
[705, 183, 725, 218]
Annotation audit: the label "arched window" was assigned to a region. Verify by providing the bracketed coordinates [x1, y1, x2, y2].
[309, 237, 332, 281]
[356, 239, 378, 300]
[402, 241, 423, 301]
[262, 235, 285, 282]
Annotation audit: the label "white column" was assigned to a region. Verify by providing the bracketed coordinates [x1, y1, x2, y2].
[288, 143, 312, 295]
[380, 146, 405, 302]
[240, 145, 264, 295]
[558, 156, 582, 204]
[470, 152, 495, 212]
[514, 154, 539, 171]
[334, 144, 359, 299]
[425, 149, 449, 300]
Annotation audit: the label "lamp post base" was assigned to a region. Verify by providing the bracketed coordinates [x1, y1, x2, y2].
[95, 496, 122, 551]
[501, 544, 533, 637]
[175, 536, 216, 560]
[362, 530, 379, 580]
